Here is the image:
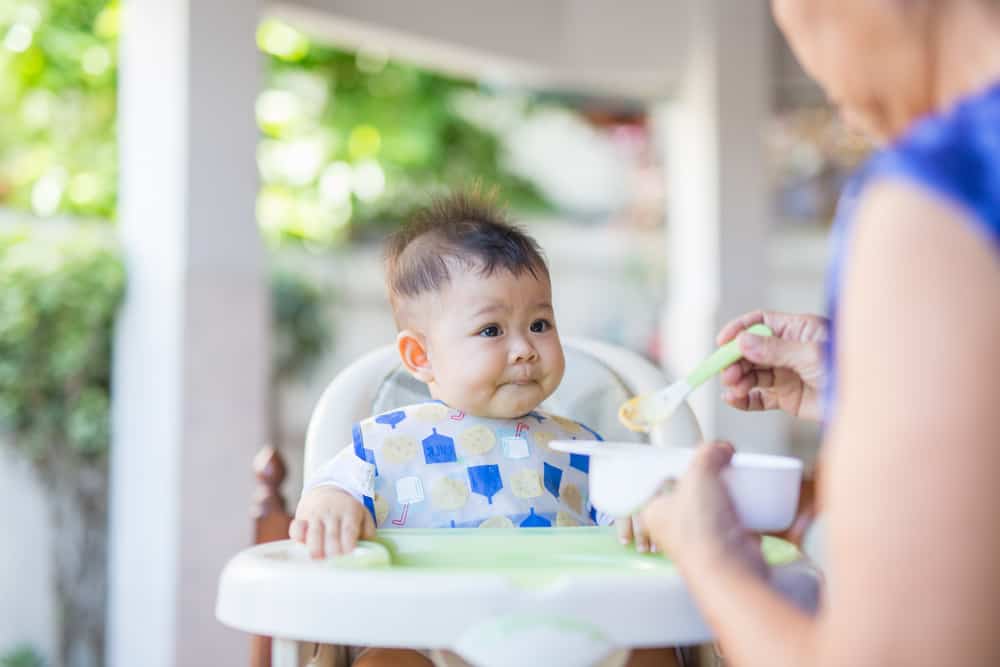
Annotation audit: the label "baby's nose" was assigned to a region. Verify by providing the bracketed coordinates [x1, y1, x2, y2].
[510, 340, 539, 363]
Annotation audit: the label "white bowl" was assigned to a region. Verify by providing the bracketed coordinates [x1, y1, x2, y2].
[550, 441, 803, 532]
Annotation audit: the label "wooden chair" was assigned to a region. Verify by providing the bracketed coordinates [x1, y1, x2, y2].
[251, 447, 294, 667]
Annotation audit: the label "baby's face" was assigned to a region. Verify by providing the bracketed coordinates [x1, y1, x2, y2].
[420, 267, 565, 419]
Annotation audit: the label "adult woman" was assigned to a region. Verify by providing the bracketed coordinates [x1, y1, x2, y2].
[641, 1, 1000, 664]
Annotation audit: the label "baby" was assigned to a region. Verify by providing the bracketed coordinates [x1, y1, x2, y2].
[292, 192, 608, 558]
[291, 192, 677, 667]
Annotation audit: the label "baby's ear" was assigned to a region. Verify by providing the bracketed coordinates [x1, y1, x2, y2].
[396, 330, 433, 383]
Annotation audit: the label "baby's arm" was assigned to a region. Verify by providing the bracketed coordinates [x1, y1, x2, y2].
[289, 446, 376, 558]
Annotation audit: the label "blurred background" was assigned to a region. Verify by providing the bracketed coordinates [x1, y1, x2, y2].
[0, 1, 870, 666]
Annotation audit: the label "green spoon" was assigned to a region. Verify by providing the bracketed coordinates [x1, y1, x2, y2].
[619, 324, 774, 432]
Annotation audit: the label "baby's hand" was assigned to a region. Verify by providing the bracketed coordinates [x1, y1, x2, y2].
[617, 514, 654, 553]
[290, 486, 375, 559]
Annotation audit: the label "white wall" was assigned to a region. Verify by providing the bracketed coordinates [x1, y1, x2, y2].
[659, 0, 782, 448]
[0, 448, 55, 662]
[271, 0, 689, 99]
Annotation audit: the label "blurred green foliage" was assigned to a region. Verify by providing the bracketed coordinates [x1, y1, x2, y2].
[0, 1, 550, 246]
[0, 0, 119, 219]
[255, 19, 552, 246]
[0, 225, 123, 462]
[271, 264, 331, 386]
[0, 225, 331, 462]
[0, 645, 45, 667]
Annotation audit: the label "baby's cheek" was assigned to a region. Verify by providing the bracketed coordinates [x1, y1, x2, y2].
[441, 368, 482, 409]
[465, 361, 498, 391]
[469, 380, 498, 411]
[545, 344, 566, 383]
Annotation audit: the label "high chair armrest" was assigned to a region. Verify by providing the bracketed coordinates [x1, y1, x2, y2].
[774, 468, 820, 549]
[251, 447, 294, 667]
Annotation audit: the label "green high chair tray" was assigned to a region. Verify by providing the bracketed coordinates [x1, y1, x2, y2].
[216, 528, 820, 667]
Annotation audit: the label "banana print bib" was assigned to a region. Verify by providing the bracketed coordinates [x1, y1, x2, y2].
[307, 402, 609, 529]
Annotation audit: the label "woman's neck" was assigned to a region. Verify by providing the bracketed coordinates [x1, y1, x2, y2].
[931, 2, 1000, 113]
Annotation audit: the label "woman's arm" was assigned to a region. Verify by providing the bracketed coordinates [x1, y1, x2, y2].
[820, 180, 1000, 664]
[644, 180, 1000, 666]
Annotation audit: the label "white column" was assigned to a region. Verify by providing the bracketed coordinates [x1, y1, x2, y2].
[110, 1, 266, 666]
[658, 0, 787, 450]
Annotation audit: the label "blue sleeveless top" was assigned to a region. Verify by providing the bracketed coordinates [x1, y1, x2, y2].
[825, 80, 1000, 419]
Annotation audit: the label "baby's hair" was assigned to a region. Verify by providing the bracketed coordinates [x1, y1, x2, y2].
[384, 191, 549, 323]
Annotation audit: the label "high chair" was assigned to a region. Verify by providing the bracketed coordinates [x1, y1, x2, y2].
[218, 338, 820, 667]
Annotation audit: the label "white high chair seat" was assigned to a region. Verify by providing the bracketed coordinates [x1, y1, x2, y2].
[217, 338, 820, 667]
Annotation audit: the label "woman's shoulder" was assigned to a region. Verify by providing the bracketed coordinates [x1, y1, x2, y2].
[867, 80, 1000, 239]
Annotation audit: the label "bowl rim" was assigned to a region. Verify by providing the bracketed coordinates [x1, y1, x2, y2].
[550, 440, 803, 472]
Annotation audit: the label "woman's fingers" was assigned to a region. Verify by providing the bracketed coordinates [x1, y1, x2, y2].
[691, 441, 735, 476]
[721, 363, 742, 387]
[718, 310, 829, 348]
[721, 359, 756, 390]
[740, 333, 821, 380]
[724, 362, 776, 394]
[717, 310, 767, 345]
[723, 374, 781, 412]
[722, 388, 752, 411]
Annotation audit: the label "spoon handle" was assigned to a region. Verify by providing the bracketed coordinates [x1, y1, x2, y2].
[685, 324, 773, 388]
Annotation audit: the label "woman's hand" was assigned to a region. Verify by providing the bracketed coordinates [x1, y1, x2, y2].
[640, 441, 767, 579]
[718, 311, 829, 422]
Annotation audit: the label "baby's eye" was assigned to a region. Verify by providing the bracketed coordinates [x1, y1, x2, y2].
[479, 325, 502, 338]
[530, 319, 552, 333]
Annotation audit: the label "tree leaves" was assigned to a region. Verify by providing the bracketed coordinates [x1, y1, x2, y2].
[0, 225, 123, 462]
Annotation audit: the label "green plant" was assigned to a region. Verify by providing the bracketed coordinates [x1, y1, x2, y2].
[0, 225, 333, 461]
[0, 0, 119, 219]
[0, 224, 122, 667]
[255, 18, 551, 246]
[0, 645, 45, 667]
[0, 224, 333, 667]
[0, 224, 124, 464]
[269, 264, 333, 445]
[271, 265, 331, 386]
[0, 1, 554, 246]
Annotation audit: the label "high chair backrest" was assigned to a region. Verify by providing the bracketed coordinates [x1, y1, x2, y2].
[303, 337, 703, 480]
